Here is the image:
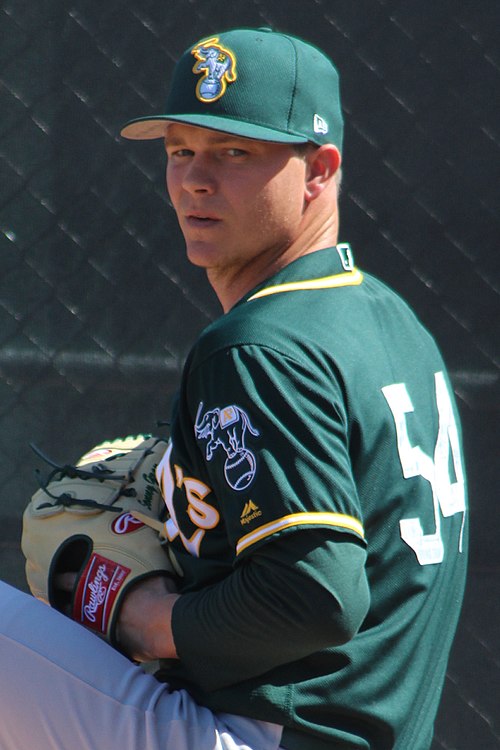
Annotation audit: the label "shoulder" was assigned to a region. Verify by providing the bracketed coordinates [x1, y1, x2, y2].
[186, 297, 300, 374]
[186, 247, 443, 380]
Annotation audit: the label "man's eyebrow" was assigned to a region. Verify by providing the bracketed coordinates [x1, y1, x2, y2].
[164, 136, 185, 147]
[165, 132, 247, 147]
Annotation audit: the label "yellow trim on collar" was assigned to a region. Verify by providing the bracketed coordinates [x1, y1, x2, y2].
[236, 511, 365, 555]
[247, 268, 363, 301]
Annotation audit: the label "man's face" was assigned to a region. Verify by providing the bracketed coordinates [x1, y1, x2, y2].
[165, 123, 310, 284]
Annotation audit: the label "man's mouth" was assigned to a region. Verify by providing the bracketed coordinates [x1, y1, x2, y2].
[185, 213, 221, 227]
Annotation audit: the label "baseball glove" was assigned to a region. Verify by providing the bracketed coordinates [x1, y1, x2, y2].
[22, 434, 180, 649]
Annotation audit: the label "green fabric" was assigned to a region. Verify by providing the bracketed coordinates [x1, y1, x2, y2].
[171, 533, 368, 690]
[156, 245, 468, 750]
[121, 27, 343, 149]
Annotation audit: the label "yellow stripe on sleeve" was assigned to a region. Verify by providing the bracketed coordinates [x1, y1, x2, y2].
[236, 511, 365, 555]
[247, 269, 363, 301]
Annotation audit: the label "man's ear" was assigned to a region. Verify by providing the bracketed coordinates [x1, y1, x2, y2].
[304, 145, 341, 203]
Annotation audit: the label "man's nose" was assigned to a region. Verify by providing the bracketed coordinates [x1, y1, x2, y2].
[182, 155, 216, 194]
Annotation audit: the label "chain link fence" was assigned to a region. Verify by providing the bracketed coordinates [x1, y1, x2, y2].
[1, 1, 499, 747]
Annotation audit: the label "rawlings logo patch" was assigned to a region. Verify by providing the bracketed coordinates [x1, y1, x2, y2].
[191, 36, 237, 102]
[73, 553, 130, 634]
[194, 403, 259, 491]
[111, 512, 144, 535]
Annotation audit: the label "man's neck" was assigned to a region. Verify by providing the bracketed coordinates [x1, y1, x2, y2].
[209, 237, 338, 313]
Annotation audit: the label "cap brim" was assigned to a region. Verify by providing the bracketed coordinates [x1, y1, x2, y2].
[120, 115, 310, 144]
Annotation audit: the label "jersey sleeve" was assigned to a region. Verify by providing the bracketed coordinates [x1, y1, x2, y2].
[186, 342, 366, 559]
[170, 531, 369, 691]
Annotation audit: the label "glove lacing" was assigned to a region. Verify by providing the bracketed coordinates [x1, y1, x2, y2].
[29, 442, 136, 512]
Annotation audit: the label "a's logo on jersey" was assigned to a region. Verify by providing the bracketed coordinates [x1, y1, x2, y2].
[191, 37, 237, 103]
[194, 402, 259, 491]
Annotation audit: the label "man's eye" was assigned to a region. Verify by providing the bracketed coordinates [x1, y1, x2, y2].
[168, 148, 192, 158]
[226, 148, 247, 157]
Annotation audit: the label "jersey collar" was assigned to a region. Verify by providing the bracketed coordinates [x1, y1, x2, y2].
[244, 244, 363, 303]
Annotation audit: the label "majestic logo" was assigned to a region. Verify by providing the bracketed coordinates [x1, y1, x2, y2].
[194, 403, 259, 491]
[240, 500, 262, 525]
[191, 36, 237, 102]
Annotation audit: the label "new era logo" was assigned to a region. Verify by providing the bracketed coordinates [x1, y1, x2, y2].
[313, 114, 328, 135]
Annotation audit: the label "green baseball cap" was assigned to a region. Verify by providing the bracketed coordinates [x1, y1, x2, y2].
[120, 27, 343, 151]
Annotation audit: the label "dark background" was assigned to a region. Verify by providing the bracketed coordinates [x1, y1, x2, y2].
[1, 1, 499, 747]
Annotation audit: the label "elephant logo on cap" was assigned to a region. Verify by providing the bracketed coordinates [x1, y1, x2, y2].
[191, 37, 237, 102]
[194, 402, 259, 491]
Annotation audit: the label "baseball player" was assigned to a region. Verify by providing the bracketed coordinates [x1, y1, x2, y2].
[0, 28, 468, 750]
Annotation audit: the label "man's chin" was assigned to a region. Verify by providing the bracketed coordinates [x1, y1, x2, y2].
[185, 241, 220, 269]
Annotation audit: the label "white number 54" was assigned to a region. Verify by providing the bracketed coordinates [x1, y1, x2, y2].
[382, 372, 467, 566]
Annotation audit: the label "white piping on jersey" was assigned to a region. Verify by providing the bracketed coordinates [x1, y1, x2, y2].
[247, 268, 363, 301]
[236, 511, 365, 555]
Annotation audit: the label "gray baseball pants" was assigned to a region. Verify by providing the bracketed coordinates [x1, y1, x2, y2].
[0, 581, 284, 750]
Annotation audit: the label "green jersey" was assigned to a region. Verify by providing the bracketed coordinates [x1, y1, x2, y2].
[156, 245, 468, 749]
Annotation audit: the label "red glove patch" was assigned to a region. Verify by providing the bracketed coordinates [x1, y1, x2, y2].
[73, 553, 131, 635]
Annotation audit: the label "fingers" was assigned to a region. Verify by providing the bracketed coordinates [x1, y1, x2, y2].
[54, 572, 78, 592]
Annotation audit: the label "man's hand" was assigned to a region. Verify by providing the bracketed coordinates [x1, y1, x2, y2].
[115, 575, 180, 662]
[55, 572, 179, 662]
